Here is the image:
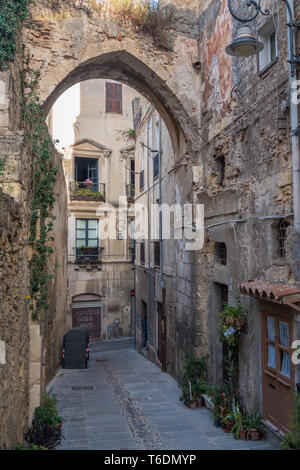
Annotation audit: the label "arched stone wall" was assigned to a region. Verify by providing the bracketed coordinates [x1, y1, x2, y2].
[23, 0, 201, 158]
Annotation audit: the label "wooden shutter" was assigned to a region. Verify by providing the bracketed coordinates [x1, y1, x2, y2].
[115, 84, 122, 114]
[106, 83, 114, 112]
[106, 83, 122, 114]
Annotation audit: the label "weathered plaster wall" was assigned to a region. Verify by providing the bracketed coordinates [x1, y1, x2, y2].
[0, 193, 30, 449]
[0, 36, 68, 447]
[193, 0, 299, 413]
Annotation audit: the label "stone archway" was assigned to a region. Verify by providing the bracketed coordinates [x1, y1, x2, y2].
[23, 0, 201, 158]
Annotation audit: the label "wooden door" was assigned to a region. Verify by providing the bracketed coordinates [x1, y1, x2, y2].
[261, 304, 295, 433]
[72, 306, 101, 340]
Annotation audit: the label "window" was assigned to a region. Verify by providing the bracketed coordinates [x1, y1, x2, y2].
[154, 241, 160, 267]
[140, 170, 145, 191]
[215, 242, 227, 266]
[153, 153, 159, 179]
[140, 145, 145, 191]
[264, 314, 292, 379]
[258, 21, 278, 71]
[75, 157, 98, 191]
[278, 220, 290, 258]
[140, 241, 145, 264]
[106, 82, 122, 114]
[76, 219, 99, 254]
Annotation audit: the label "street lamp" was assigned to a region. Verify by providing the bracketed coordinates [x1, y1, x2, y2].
[225, 25, 264, 56]
[225, 0, 298, 66]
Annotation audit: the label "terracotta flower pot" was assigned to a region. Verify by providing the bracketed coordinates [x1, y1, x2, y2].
[224, 422, 234, 433]
[249, 428, 261, 441]
[196, 396, 204, 407]
[184, 401, 198, 409]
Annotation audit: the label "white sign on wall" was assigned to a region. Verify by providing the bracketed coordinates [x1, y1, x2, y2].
[0, 341, 6, 365]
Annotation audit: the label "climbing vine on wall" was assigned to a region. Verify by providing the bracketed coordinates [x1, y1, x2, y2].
[0, 0, 57, 322]
[23, 68, 58, 322]
[0, 0, 31, 70]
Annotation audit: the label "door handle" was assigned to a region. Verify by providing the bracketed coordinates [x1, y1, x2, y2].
[269, 383, 276, 391]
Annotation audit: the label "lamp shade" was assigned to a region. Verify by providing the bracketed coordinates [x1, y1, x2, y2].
[226, 25, 264, 57]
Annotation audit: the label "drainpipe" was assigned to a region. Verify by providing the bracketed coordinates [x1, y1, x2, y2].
[158, 115, 165, 289]
[285, 0, 300, 236]
[147, 109, 151, 352]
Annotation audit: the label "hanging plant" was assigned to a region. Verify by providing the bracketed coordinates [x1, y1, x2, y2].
[219, 301, 245, 393]
[219, 302, 245, 345]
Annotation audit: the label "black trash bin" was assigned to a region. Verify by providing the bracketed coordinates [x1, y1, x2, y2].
[62, 328, 90, 369]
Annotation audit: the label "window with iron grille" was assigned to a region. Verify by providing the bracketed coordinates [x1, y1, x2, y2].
[154, 241, 160, 267]
[215, 242, 227, 265]
[140, 241, 145, 264]
[278, 220, 290, 258]
[153, 153, 159, 179]
[106, 82, 122, 114]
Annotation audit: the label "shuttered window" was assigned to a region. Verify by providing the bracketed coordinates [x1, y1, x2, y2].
[106, 83, 122, 114]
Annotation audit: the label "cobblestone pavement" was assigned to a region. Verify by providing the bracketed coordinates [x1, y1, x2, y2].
[49, 338, 277, 450]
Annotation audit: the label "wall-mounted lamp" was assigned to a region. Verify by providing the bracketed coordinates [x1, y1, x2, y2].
[226, 25, 264, 57]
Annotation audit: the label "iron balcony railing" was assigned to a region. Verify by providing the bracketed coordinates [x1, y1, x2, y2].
[70, 181, 106, 202]
[126, 183, 135, 202]
[72, 247, 103, 265]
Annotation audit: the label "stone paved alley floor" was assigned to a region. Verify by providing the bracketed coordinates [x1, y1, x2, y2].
[49, 338, 277, 451]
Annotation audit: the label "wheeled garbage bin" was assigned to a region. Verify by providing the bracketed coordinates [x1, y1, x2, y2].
[62, 328, 90, 369]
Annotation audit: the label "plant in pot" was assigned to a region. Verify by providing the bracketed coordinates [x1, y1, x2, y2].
[181, 385, 198, 409]
[193, 379, 207, 407]
[180, 351, 208, 410]
[25, 392, 64, 450]
[230, 401, 246, 440]
[244, 412, 265, 441]
[281, 393, 300, 449]
[207, 383, 234, 428]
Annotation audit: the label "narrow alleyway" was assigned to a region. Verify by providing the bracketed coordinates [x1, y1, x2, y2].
[49, 339, 276, 451]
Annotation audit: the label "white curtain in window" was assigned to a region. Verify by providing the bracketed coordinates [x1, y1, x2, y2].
[281, 351, 291, 378]
[279, 321, 289, 347]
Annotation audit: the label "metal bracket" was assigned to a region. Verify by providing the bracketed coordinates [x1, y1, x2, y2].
[228, 0, 270, 23]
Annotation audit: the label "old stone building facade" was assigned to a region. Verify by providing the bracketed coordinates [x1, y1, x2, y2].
[133, 0, 300, 435]
[0, 0, 300, 448]
[51, 78, 138, 340]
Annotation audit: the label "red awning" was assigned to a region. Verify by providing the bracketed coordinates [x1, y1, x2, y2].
[239, 280, 300, 312]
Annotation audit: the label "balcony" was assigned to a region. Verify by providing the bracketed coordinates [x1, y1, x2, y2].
[73, 246, 103, 266]
[126, 183, 135, 203]
[70, 181, 106, 202]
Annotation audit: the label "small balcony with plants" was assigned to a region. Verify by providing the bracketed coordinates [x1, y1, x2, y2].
[70, 181, 106, 202]
[74, 246, 103, 267]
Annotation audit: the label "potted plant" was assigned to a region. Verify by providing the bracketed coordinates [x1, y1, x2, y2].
[230, 401, 246, 440]
[244, 412, 265, 441]
[83, 178, 94, 187]
[180, 352, 208, 410]
[281, 394, 300, 449]
[194, 379, 207, 407]
[182, 388, 198, 409]
[25, 392, 64, 450]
